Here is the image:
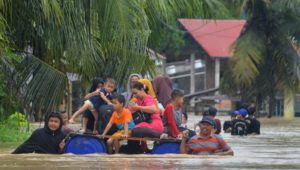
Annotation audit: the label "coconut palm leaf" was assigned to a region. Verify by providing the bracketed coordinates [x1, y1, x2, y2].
[11, 55, 67, 116]
[221, 0, 300, 117]
[1, 0, 224, 117]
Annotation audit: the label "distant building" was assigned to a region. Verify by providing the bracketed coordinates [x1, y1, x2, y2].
[159, 19, 246, 115]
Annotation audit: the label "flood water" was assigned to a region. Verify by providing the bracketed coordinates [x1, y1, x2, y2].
[1, 115, 300, 170]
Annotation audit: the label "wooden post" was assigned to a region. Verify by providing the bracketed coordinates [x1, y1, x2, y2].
[214, 59, 220, 105]
[190, 53, 195, 94]
[214, 59, 220, 89]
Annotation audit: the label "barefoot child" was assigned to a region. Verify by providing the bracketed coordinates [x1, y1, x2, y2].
[102, 94, 135, 154]
[69, 78, 115, 133]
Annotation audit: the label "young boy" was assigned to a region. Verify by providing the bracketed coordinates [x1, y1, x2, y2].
[181, 112, 188, 128]
[223, 113, 237, 133]
[102, 94, 135, 154]
[69, 78, 115, 133]
[162, 89, 195, 139]
[179, 112, 196, 137]
[231, 108, 250, 136]
[57, 109, 74, 134]
[246, 106, 260, 135]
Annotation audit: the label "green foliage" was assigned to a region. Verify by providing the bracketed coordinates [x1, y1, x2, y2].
[0, 0, 223, 119]
[0, 112, 34, 142]
[0, 46, 21, 121]
[0, 75, 19, 121]
[220, 0, 300, 117]
[157, 21, 185, 56]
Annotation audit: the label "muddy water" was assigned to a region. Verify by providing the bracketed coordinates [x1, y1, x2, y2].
[1, 115, 300, 170]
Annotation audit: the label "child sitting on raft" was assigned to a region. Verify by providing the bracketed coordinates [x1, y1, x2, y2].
[69, 78, 115, 133]
[102, 93, 135, 154]
[162, 89, 196, 139]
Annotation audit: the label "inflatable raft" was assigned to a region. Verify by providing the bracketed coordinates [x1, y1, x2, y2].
[63, 132, 181, 155]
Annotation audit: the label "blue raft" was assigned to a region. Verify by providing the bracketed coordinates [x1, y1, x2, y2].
[64, 135, 106, 154]
[64, 134, 181, 155]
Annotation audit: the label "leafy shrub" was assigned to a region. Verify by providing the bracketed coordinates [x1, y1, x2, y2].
[0, 112, 35, 142]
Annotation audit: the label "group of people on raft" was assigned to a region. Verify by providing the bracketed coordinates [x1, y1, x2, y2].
[12, 74, 260, 156]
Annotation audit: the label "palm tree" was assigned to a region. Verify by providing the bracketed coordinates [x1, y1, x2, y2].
[220, 0, 300, 118]
[0, 0, 224, 118]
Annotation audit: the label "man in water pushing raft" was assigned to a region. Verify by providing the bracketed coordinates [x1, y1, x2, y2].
[180, 116, 234, 156]
[12, 112, 66, 154]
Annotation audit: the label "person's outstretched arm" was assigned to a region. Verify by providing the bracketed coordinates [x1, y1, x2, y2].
[164, 105, 180, 138]
[12, 131, 39, 154]
[121, 122, 129, 137]
[215, 136, 234, 156]
[100, 92, 112, 105]
[59, 139, 65, 154]
[130, 105, 156, 114]
[215, 149, 234, 156]
[102, 123, 113, 136]
[84, 90, 101, 100]
[180, 130, 190, 154]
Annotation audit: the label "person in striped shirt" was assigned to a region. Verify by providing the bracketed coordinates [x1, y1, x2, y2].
[180, 116, 234, 156]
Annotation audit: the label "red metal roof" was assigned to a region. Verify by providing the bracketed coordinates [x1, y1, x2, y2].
[178, 19, 246, 58]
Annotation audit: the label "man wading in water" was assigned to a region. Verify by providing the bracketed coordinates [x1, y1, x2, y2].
[12, 112, 66, 154]
[180, 116, 234, 156]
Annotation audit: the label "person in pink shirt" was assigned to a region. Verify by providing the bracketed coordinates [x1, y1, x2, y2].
[130, 81, 164, 138]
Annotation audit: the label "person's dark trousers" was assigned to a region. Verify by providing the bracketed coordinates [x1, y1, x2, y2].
[119, 127, 161, 154]
[132, 127, 162, 138]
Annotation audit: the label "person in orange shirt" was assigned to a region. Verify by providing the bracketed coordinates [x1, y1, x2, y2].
[102, 93, 135, 154]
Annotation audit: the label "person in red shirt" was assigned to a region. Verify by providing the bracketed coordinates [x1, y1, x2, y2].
[180, 116, 234, 156]
[162, 89, 196, 138]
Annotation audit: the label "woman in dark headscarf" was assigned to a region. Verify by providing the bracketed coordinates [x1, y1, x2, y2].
[81, 78, 105, 131]
[152, 75, 173, 108]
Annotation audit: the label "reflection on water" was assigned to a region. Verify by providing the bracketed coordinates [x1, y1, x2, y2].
[1, 116, 300, 169]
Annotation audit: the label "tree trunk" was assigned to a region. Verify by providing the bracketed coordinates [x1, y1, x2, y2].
[268, 91, 276, 118]
[255, 93, 262, 118]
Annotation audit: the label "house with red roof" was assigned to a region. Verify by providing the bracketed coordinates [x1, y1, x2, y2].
[162, 19, 298, 117]
[159, 19, 246, 114]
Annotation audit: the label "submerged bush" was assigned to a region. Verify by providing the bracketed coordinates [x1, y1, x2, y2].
[0, 112, 35, 142]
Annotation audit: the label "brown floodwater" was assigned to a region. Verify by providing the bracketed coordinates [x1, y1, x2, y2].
[1, 115, 300, 170]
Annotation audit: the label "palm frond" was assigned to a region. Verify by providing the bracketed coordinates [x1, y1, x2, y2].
[1, 0, 225, 118]
[229, 28, 265, 85]
[11, 55, 67, 116]
[221, 0, 300, 111]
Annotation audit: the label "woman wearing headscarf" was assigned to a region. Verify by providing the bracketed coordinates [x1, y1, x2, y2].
[135, 79, 160, 114]
[122, 74, 142, 108]
[120, 80, 163, 153]
[152, 75, 173, 108]
[130, 81, 164, 138]
[81, 78, 105, 131]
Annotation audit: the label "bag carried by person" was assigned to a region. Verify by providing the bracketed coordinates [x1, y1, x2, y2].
[132, 110, 152, 124]
[97, 105, 116, 133]
[231, 119, 248, 136]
